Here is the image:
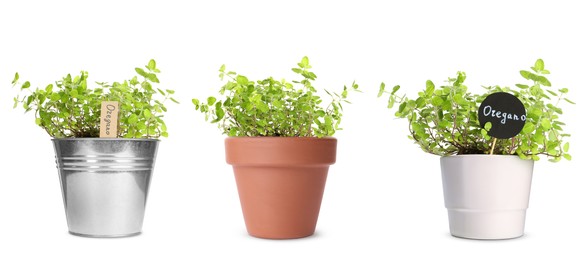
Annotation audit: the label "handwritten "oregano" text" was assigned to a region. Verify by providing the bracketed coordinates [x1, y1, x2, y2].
[482, 105, 526, 124]
[104, 104, 116, 135]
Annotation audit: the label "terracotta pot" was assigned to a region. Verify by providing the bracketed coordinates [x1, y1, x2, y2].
[225, 137, 337, 239]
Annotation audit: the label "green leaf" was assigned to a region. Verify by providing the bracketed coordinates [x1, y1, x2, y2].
[415, 97, 426, 107]
[161, 132, 169, 138]
[147, 59, 156, 70]
[135, 68, 148, 78]
[130, 76, 139, 85]
[564, 154, 572, 161]
[128, 114, 139, 124]
[537, 75, 551, 86]
[481, 128, 489, 138]
[520, 70, 532, 80]
[146, 73, 160, 83]
[484, 122, 492, 131]
[388, 96, 395, 109]
[207, 96, 217, 106]
[21, 81, 31, 90]
[215, 104, 225, 121]
[454, 72, 466, 85]
[534, 130, 544, 144]
[431, 96, 443, 106]
[236, 75, 249, 85]
[299, 56, 310, 68]
[256, 101, 269, 113]
[341, 88, 348, 99]
[143, 109, 152, 119]
[142, 81, 153, 91]
[324, 115, 333, 127]
[564, 98, 575, 104]
[391, 85, 400, 95]
[170, 97, 179, 104]
[50, 93, 60, 101]
[137, 122, 147, 130]
[541, 118, 551, 130]
[12, 72, 19, 84]
[515, 84, 529, 89]
[564, 142, 570, 153]
[534, 59, 544, 71]
[522, 122, 535, 134]
[453, 93, 465, 104]
[426, 80, 435, 94]
[35, 118, 42, 126]
[547, 90, 557, 96]
[377, 82, 386, 97]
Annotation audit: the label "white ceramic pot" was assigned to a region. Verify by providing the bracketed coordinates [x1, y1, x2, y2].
[440, 155, 534, 240]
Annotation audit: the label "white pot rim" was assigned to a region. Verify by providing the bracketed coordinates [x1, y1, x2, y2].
[441, 154, 519, 157]
[442, 154, 527, 159]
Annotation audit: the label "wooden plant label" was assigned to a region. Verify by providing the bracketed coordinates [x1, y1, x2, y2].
[478, 92, 526, 139]
[100, 101, 119, 138]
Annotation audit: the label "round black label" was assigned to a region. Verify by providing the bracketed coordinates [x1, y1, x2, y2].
[478, 92, 526, 139]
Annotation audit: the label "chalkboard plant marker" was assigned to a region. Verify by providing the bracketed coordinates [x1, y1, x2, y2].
[192, 56, 359, 239]
[11, 59, 178, 238]
[379, 59, 574, 240]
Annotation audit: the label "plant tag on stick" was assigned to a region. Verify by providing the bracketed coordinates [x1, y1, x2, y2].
[478, 92, 526, 154]
[100, 101, 119, 138]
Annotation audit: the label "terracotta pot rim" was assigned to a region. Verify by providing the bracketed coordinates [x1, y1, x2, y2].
[225, 136, 336, 140]
[225, 136, 337, 166]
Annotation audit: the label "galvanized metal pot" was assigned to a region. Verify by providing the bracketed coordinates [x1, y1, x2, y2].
[52, 138, 159, 238]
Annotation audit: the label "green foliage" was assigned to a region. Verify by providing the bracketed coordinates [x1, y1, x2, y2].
[11, 59, 178, 138]
[192, 56, 360, 137]
[380, 59, 573, 162]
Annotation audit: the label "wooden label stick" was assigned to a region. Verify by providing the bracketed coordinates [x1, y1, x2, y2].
[99, 101, 119, 138]
[489, 138, 497, 155]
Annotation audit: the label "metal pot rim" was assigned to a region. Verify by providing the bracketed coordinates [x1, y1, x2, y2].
[52, 138, 160, 142]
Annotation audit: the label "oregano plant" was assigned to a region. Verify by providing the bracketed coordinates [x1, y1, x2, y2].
[379, 59, 574, 162]
[11, 59, 178, 138]
[192, 56, 360, 137]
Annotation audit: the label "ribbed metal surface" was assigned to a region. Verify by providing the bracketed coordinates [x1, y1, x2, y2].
[57, 156, 155, 171]
[52, 138, 159, 238]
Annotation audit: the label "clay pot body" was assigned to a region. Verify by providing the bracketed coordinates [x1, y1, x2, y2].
[225, 137, 337, 239]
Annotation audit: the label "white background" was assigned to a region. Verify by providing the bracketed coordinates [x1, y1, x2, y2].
[1, 0, 581, 259]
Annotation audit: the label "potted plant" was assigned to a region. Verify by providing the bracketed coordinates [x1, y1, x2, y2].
[379, 59, 574, 239]
[192, 56, 359, 239]
[11, 59, 178, 238]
